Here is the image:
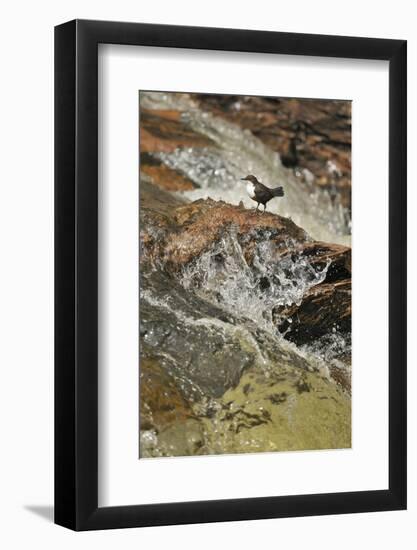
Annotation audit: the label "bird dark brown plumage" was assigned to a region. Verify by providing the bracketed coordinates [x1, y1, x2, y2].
[241, 175, 284, 212]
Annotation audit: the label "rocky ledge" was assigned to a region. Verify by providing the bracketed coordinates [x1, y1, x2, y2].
[141, 182, 351, 344]
[139, 182, 351, 457]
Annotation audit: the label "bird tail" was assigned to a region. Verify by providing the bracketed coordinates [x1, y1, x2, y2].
[272, 186, 284, 197]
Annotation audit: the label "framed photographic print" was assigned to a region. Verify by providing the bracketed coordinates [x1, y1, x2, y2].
[55, 19, 407, 530]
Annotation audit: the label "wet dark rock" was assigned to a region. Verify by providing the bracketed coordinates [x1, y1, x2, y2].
[275, 279, 351, 344]
[272, 241, 351, 344]
[140, 267, 256, 400]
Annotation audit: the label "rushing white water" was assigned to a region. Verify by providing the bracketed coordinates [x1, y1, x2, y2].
[140, 93, 352, 458]
[140, 92, 351, 410]
[181, 228, 329, 335]
[141, 91, 351, 245]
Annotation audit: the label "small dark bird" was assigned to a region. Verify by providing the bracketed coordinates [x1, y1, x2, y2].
[241, 175, 284, 212]
[280, 137, 298, 169]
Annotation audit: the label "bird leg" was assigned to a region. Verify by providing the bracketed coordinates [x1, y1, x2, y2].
[256, 203, 259, 211]
[263, 204, 267, 213]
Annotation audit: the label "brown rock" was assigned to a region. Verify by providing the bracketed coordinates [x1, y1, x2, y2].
[140, 357, 208, 457]
[275, 279, 351, 344]
[274, 241, 351, 343]
[140, 178, 186, 215]
[145, 197, 309, 269]
[140, 108, 213, 153]
[140, 152, 196, 191]
[140, 358, 195, 432]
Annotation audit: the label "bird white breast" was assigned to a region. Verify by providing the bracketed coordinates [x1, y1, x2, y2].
[246, 182, 256, 199]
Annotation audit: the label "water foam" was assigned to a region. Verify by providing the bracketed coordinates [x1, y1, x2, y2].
[142, 91, 351, 244]
[181, 228, 329, 334]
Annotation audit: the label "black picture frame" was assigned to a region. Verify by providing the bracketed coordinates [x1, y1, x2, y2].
[55, 19, 407, 531]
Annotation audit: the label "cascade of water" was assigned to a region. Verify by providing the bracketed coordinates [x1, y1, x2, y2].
[181, 229, 330, 335]
[141, 91, 351, 245]
[139, 93, 352, 458]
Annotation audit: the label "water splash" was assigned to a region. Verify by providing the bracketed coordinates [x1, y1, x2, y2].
[301, 331, 352, 363]
[142, 92, 351, 244]
[142, 285, 269, 368]
[181, 228, 329, 334]
[139, 92, 352, 457]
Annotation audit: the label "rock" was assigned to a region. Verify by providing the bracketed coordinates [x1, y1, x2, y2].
[140, 358, 206, 458]
[141, 196, 310, 270]
[140, 358, 195, 431]
[139, 185, 352, 455]
[140, 186, 351, 348]
[142, 419, 205, 458]
[275, 279, 351, 344]
[139, 177, 185, 254]
[140, 262, 258, 400]
[140, 176, 186, 214]
[140, 108, 213, 153]
[194, 94, 351, 210]
[272, 240, 351, 343]
[200, 366, 351, 453]
[139, 108, 214, 193]
[140, 153, 196, 191]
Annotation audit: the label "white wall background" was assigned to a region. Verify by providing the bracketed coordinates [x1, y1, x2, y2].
[0, 1, 414, 548]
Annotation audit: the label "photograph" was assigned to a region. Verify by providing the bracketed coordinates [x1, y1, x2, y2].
[139, 90, 352, 458]
[0, 1, 409, 543]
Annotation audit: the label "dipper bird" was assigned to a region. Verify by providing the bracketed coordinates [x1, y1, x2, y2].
[241, 175, 284, 212]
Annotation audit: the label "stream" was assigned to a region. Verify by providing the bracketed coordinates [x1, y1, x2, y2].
[139, 92, 351, 458]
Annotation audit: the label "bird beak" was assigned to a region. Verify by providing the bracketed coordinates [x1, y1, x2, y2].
[240, 177, 247, 181]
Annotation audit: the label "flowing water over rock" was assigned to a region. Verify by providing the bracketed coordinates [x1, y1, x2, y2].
[141, 91, 351, 245]
[180, 229, 330, 333]
[139, 92, 351, 458]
